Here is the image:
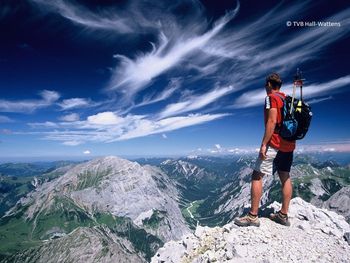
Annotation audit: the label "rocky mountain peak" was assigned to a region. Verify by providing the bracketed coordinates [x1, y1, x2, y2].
[152, 197, 350, 263]
[66, 155, 141, 175]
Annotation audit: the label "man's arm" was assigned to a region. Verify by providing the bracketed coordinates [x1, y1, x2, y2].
[259, 108, 277, 160]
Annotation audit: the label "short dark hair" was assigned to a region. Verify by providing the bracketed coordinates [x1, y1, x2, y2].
[266, 73, 282, 89]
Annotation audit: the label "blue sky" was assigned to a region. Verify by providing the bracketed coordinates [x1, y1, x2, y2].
[0, 0, 350, 160]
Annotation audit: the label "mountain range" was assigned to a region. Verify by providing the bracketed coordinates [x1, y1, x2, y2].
[0, 154, 349, 262]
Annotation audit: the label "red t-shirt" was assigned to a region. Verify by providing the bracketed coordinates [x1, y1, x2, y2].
[264, 92, 295, 152]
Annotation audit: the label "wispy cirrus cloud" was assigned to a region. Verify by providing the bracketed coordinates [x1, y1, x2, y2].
[19, 0, 350, 147]
[28, 0, 350, 116]
[26, 111, 229, 145]
[108, 5, 240, 102]
[307, 96, 333, 105]
[232, 75, 350, 109]
[106, 1, 349, 115]
[134, 78, 182, 108]
[0, 90, 60, 113]
[59, 113, 80, 122]
[158, 85, 235, 118]
[199, 4, 350, 80]
[28, 0, 206, 36]
[115, 113, 229, 141]
[58, 98, 96, 110]
[29, 0, 135, 33]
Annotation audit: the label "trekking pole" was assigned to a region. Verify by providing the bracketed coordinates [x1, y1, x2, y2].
[294, 69, 304, 95]
[290, 80, 296, 115]
[294, 68, 304, 113]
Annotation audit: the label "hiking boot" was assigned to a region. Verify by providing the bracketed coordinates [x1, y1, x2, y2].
[269, 211, 291, 226]
[234, 212, 260, 227]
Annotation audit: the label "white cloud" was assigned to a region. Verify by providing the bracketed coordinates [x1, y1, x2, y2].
[191, 145, 261, 155]
[28, 1, 350, 118]
[106, 2, 350, 116]
[58, 98, 92, 110]
[40, 90, 60, 102]
[83, 150, 91, 154]
[135, 78, 182, 108]
[87, 112, 123, 125]
[162, 134, 167, 139]
[63, 140, 84, 146]
[30, 112, 229, 145]
[303, 76, 350, 97]
[307, 96, 333, 105]
[0, 90, 60, 113]
[297, 141, 350, 153]
[232, 75, 350, 109]
[29, 0, 136, 33]
[59, 113, 80, 122]
[107, 5, 240, 102]
[115, 113, 229, 141]
[199, 4, 350, 83]
[158, 85, 235, 118]
[12, 1, 350, 151]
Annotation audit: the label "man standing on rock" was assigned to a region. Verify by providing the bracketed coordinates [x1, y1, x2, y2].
[235, 73, 295, 227]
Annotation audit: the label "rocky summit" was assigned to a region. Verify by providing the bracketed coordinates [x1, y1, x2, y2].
[151, 197, 350, 263]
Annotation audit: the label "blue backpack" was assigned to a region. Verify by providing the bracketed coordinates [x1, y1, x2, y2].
[274, 93, 313, 141]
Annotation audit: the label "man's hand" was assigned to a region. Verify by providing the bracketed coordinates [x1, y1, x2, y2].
[260, 107, 277, 160]
[259, 144, 267, 160]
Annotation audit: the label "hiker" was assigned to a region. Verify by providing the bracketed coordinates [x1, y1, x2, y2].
[235, 73, 295, 227]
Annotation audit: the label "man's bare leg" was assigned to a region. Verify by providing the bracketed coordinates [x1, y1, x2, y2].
[234, 170, 263, 227]
[278, 171, 292, 214]
[250, 170, 264, 215]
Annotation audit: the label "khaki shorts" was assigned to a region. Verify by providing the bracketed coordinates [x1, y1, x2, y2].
[254, 146, 278, 176]
[254, 146, 294, 176]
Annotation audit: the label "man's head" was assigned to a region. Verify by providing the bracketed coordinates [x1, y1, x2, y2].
[265, 73, 282, 93]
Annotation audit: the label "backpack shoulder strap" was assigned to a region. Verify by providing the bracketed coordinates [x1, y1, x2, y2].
[273, 92, 285, 102]
[271, 93, 286, 134]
